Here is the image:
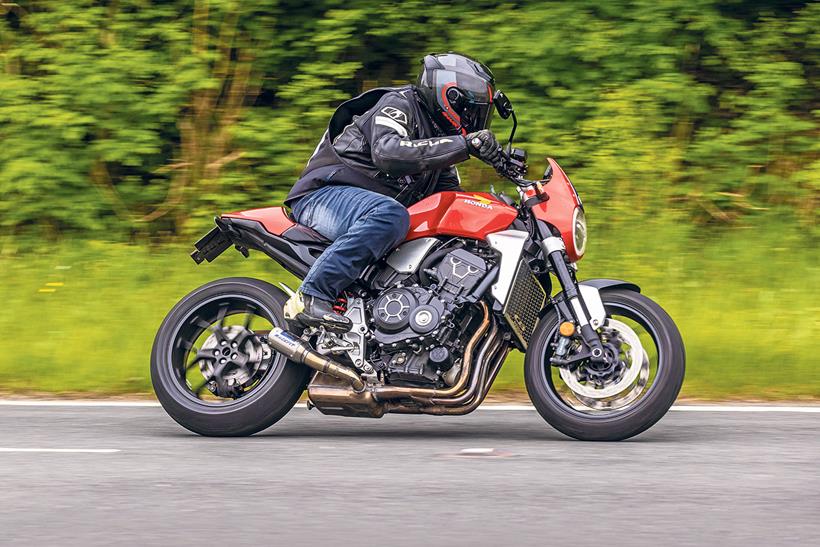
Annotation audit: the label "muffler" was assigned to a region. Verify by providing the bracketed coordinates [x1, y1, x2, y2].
[267, 327, 364, 391]
[307, 372, 385, 418]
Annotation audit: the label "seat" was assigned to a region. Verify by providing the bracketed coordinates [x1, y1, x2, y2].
[222, 206, 329, 245]
[222, 206, 295, 236]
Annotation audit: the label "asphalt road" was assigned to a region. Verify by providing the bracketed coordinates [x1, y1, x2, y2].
[0, 403, 818, 547]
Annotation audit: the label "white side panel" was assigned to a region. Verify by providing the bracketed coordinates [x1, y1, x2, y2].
[578, 284, 607, 328]
[486, 230, 529, 305]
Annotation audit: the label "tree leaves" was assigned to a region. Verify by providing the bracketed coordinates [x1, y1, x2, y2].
[0, 0, 817, 238]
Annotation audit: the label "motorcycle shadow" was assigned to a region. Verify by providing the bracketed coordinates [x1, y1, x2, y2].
[262, 421, 561, 442]
[252, 411, 689, 443]
[153, 410, 706, 444]
[152, 413, 738, 444]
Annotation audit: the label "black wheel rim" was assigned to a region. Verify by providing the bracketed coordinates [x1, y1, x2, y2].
[540, 301, 664, 418]
[167, 294, 286, 407]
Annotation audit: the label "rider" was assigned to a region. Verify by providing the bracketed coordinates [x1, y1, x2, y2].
[283, 53, 504, 332]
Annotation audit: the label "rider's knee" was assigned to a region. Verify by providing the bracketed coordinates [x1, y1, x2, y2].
[395, 204, 411, 235]
[381, 200, 410, 243]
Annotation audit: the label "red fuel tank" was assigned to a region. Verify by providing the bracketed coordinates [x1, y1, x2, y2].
[405, 191, 517, 242]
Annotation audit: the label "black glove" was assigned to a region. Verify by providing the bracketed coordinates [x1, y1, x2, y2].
[466, 130, 503, 168]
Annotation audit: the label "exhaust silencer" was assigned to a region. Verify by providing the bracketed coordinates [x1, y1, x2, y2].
[267, 327, 364, 391]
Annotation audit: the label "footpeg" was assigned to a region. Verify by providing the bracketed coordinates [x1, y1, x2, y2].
[283, 291, 352, 333]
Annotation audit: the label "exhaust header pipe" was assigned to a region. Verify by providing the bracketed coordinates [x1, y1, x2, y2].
[267, 327, 364, 392]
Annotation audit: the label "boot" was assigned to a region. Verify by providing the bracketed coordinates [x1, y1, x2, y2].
[283, 291, 352, 333]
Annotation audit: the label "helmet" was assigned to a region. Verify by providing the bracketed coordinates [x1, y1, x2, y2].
[417, 53, 495, 136]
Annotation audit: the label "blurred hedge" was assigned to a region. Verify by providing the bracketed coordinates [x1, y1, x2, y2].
[1, 1, 818, 242]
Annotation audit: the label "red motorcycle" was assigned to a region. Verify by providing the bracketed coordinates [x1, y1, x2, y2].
[151, 99, 685, 441]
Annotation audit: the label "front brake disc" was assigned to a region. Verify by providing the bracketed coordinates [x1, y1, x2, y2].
[559, 318, 645, 401]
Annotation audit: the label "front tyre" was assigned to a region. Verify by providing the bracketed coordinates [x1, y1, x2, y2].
[151, 277, 310, 436]
[525, 289, 685, 441]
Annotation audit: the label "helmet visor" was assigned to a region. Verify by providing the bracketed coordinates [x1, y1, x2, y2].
[435, 69, 494, 132]
[460, 100, 493, 133]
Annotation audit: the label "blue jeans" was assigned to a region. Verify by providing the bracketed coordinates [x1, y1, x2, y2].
[291, 185, 410, 301]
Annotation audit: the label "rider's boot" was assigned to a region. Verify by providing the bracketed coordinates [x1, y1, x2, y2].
[283, 291, 352, 333]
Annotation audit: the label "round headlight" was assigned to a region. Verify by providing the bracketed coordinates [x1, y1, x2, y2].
[572, 207, 587, 258]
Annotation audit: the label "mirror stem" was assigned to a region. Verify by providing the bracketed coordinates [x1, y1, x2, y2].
[507, 111, 518, 154]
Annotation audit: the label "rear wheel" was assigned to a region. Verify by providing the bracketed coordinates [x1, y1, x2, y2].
[524, 289, 685, 441]
[151, 277, 310, 436]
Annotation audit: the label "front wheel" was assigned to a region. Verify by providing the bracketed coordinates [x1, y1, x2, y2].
[151, 277, 310, 436]
[525, 289, 685, 441]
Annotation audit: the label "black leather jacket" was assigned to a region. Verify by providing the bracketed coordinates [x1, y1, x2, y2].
[285, 86, 469, 207]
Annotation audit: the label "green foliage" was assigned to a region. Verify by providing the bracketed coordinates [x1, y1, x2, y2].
[1, 1, 817, 239]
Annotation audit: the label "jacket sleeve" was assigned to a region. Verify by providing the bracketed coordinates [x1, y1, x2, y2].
[434, 166, 464, 192]
[367, 95, 470, 178]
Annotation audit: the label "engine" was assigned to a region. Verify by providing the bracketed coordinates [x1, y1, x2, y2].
[369, 246, 492, 385]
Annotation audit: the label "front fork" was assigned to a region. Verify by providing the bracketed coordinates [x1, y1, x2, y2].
[539, 235, 609, 365]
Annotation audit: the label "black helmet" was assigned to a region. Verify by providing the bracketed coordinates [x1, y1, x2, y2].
[417, 53, 495, 135]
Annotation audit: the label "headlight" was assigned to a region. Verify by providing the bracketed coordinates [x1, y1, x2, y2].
[572, 207, 587, 258]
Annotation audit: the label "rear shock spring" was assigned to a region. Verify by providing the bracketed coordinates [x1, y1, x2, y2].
[332, 293, 349, 314]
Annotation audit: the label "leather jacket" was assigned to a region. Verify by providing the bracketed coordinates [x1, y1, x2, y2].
[285, 85, 468, 207]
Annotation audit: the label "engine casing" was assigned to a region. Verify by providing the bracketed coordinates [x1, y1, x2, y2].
[369, 246, 490, 385]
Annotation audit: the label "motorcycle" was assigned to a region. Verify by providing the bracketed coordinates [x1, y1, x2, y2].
[151, 94, 685, 441]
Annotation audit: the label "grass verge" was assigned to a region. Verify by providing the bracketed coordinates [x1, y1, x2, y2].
[1, 213, 817, 400]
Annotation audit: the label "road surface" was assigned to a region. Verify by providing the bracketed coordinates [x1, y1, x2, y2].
[0, 402, 818, 546]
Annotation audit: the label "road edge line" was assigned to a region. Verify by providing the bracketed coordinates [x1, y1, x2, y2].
[0, 400, 818, 412]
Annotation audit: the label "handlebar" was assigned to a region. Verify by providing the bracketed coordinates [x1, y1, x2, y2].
[495, 149, 538, 187]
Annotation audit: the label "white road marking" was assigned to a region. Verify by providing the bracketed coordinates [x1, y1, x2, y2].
[670, 405, 820, 413]
[0, 400, 161, 407]
[0, 448, 120, 453]
[459, 448, 496, 454]
[477, 404, 536, 411]
[477, 404, 820, 413]
[449, 447, 516, 458]
[0, 400, 817, 412]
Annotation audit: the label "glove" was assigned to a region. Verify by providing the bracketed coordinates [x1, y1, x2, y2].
[466, 130, 503, 168]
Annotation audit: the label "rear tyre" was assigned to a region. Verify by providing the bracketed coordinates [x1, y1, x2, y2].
[525, 289, 685, 441]
[151, 277, 310, 436]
